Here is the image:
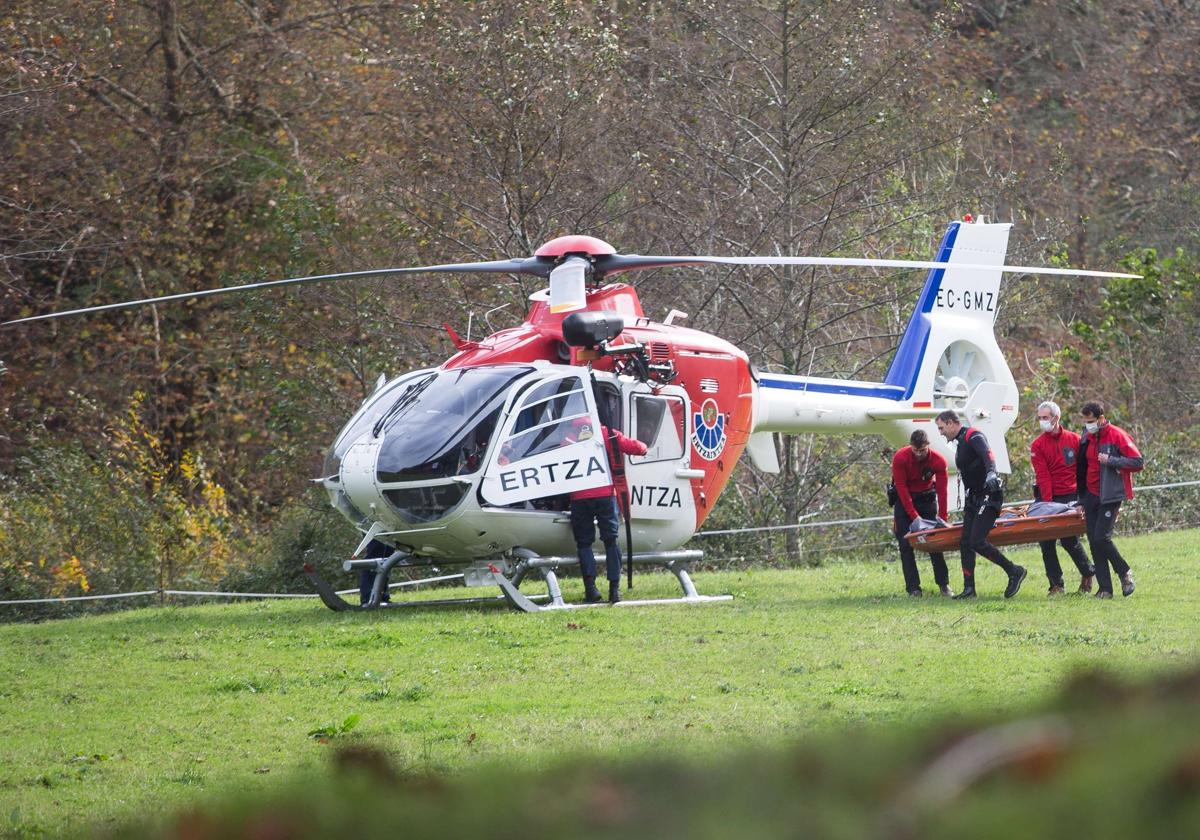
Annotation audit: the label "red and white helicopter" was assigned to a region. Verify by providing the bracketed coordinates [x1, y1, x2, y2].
[6, 217, 1137, 611]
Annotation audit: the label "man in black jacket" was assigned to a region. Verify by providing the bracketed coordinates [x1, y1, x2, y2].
[935, 409, 1027, 599]
[1076, 400, 1144, 598]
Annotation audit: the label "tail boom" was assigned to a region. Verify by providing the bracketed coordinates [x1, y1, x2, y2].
[749, 218, 1021, 479]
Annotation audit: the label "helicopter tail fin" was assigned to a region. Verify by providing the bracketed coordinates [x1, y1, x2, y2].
[882, 218, 1020, 474]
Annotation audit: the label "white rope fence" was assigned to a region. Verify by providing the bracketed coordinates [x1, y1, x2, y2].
[0, 575, 463, 606]
[696, 513, 890, 537]
[3, 480, 1198, 607]
[0, 590, 163, 606]
[692, 479, 1200, 537]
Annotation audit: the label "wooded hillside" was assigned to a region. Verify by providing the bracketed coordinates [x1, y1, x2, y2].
[2, 0, 1197, 606]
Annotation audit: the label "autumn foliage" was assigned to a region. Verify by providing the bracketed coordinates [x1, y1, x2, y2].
[1, 1, 1197, 606]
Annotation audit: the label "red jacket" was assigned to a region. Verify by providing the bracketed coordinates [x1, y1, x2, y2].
[1078, 422, 1143, 502]
[1030, 426, 1081, 501]
[571, 426, 648, 501]
[891, 446, 948, 520]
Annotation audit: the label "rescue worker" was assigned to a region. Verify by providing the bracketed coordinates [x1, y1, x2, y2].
[935, 409, 1027, 599]
[1077, 400, 1143, 599]
[357, 538, 393, 607]
[568, 418, 647, 603]
[891, 429, 952, 597]
[1030, 400, 1095, 595]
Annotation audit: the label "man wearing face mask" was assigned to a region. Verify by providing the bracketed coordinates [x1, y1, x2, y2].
[1077, 400, 1143, 599]
[1030, 400, 1095, 595]
[935, 409, 1027, 599]
[891, 429, 952, 597]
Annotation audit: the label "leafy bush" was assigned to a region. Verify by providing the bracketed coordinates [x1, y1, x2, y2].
[0, 392, 254, 619]
[221, 494, 359, 595]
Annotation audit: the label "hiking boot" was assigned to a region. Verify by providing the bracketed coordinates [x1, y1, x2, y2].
[952, 586, 976, 600]
[582, 576, 604, 604]
[1120, 572, 1135, 597]
[608, 581, 622, 604]
[1004, 565, 1027, 599]
[907, 589, 924, 598]
[939, 585, 954, 597]
[1095, 590, 1113, 600]
[1048, 585, 1066, 597]
[1079, 574, 1094, 594]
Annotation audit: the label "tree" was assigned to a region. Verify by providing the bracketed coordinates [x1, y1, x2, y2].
[630, 0, 992, 559]
[0, 0, 405, 503]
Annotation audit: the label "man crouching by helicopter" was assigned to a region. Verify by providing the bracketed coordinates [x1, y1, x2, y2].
[935, 409, 1027, 599]
[567, 418, 647, 604]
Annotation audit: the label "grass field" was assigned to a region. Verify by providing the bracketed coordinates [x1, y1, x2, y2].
[2, 529, 1199, 837]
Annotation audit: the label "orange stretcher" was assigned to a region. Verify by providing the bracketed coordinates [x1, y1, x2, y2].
[906, 505, 1087, 554]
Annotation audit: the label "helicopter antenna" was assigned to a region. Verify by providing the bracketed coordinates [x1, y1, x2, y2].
[482, 302, 511, 335]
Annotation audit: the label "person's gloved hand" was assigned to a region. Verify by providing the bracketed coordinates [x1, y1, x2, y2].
[984, 470, 1002, 493]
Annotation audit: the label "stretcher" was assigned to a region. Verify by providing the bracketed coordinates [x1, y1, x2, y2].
[906, 503, 1086, 554]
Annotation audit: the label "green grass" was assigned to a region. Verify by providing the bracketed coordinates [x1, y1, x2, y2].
[2, 529, 1198, 837]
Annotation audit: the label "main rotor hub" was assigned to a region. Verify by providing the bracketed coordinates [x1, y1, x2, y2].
[534, 235, 616, 258]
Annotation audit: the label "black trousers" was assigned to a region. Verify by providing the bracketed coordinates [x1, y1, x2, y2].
[357, 539, 393, 606]
[959, 491, 1015, 586]
[1080, 491, 1129, 594]
[571, 495, 623, 582]
[1038, 493, 1094, 586]
[894, 493, 948, 593]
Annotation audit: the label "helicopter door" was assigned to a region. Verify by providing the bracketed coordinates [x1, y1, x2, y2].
[623, 386, 694, 521]
[480, 371, 610, 507]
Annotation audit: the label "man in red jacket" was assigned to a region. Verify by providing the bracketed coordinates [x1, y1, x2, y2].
[568, 418, 648, 604]
[1077, 400, 1143, 599]
[891, 429, 952, 597]
[1030, 400, 1095, 595]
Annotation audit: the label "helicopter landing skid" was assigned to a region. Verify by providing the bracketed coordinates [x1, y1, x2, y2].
[503, 549, 733, 612]
[303, 562, 551, 612]
[305, 563, 356, 612]
[305, 549, 731, 613]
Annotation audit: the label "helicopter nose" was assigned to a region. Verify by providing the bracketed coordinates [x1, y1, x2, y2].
[340, 439, 383, 520]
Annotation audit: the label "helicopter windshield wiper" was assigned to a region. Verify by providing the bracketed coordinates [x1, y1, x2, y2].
[372, 374, 435, 438]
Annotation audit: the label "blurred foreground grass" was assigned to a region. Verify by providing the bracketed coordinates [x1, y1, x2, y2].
[106, 666, 1200, 839]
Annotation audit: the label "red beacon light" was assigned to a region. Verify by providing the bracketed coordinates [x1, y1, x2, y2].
[963, 213, 974, 223]
[535, 235, 616, 258]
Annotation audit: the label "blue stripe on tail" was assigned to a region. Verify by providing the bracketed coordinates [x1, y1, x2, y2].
[882, 221, 961, 399]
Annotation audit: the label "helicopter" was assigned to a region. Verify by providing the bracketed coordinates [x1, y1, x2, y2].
[5, 216, 1138, 611]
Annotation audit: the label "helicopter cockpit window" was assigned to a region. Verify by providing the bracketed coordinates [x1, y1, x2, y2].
[323, 369, 434, 481]
[374, 365, 532, 483]
[629, 394, 686, 463]
[594, 382, 621, 431]
[499, 376, 590, 464]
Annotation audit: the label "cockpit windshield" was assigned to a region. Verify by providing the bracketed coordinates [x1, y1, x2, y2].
[375, 365, 533, 483]
[322, 369, 434, 481]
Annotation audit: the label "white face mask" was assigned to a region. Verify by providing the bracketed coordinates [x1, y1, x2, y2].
[1039, 419, 1054, 433]
[1085, 421, 1100, 434]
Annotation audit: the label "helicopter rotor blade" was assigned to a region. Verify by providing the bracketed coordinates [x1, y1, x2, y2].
[2, 257, 550, 327]
[6, 247, 1141, 328]
[592, 254, 1141, 280]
